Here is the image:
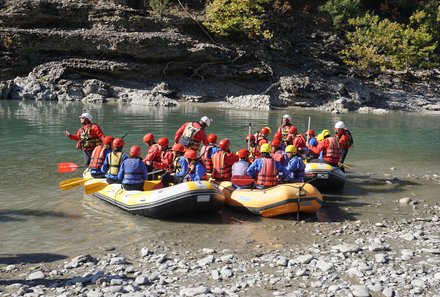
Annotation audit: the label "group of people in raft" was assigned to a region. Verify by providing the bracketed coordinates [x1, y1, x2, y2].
[65, 113, 353, 191]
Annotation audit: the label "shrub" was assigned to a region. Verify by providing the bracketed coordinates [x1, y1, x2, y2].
[341, 12, 438, 75]
[319, 0, 364, 30]
[149, 0, 169, 17]
[204, 0, 272, 39]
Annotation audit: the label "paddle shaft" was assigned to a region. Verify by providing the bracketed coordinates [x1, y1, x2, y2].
[247, 123, 251, 151]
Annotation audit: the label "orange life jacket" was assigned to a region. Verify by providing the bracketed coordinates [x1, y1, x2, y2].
[89, 145, 106, 169]
[200, 144, 215, 173]
[323, 137, 341, 164]
[80, 123, 102, 149]
[280, 125, 290, 141]
[212, 151, 232, 180]
[257, 158, 278, 188]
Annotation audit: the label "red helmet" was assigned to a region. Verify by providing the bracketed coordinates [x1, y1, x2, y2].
[207, 134, 218, 144]
[172, 143, 185, 153]
[157, 137, 169, 147]
[306, 129, 315, 136]
[260, 127, 271, 136]
[219, 138, 230, 150]
[274, 132, 282, 140]
[236, 149, 250, 159]
[143, 133, 154, 143]
[129, 145, 141, 157]
[289, 126, 297, 135]
[246, 134, 256, 142]
[270, 139, 281, 147]
[184, 149, 197, 160]
[103, 136, 114, 145]
[112, 138, 125, 148]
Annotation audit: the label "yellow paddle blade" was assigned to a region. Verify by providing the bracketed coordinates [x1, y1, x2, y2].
[59, 177, 91, 191]
[84, 182, 108, 195]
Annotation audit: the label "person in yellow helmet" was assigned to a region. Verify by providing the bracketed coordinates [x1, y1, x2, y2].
[307, 129, 341, 167]
[279, 145, 305, 182]
[245, 143, 288, 189]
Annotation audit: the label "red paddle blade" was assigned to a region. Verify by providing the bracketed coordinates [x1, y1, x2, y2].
[58, 162, 80, 173]
[231, 175, 255, 187]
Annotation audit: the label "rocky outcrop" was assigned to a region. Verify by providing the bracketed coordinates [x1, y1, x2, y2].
[1, 0, 439, 112]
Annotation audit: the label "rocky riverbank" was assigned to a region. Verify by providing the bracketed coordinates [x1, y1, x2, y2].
[1, 195, 439, 297]
[1, 0, 440, 113]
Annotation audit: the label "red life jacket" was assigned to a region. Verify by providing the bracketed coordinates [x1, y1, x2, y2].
[212, 151, 232, 180]
[273, 151, 286, 165]
[200, 144, 215, 173]
[323, 137, 341, 164]
[257, 158, 278, 188]
[89, 145, 106, 169]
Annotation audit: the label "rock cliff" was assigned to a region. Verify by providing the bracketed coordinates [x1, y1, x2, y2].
[1, 0, 439, 112]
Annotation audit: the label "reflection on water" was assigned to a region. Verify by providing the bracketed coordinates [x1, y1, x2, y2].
[0, 100, 439, 256]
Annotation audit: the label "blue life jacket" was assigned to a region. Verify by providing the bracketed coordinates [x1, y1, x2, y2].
[120, 158, 146, 184]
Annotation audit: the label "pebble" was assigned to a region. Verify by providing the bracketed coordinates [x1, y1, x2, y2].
[28, 271, 45, 280]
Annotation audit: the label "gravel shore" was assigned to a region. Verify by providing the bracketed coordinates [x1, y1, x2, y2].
[1, 194, 439, 297]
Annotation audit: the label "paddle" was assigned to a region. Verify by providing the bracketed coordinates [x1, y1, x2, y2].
[247, 123, 251, 151]
[58, 162, 86, 173]
[231, 175, 255, 187]
[84, 181, 108, 194]
[59, 177, 92, 191]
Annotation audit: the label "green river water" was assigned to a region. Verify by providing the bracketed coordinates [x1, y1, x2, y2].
[1, 100, 439, 257]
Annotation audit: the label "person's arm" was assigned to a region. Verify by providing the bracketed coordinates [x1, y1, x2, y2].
[117, 161, 125, 180]
[309, 139, 326, 155]
[245, 159, 260, 178]
[174, 123, 186, 144]
[176, 158, 188, 177]
[193, 162, 206, 181]
[66, 127, 81, 141]
[144, 146, 158, 165]
[275, 160, 289, 177]
[101, 155, 109, 173]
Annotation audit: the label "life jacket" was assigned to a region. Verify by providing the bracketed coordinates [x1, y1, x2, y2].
[280, 125, 290, 141]
[123, 157, 144, 182]
[108, 151, 123, 176]
[273, 151, 286, 166]
[172, 155, 182, 173]
[339, 129, 354, 149]
[257, 158, 278, 188]
[323, 137, 341, 164]
[231, 160, 250, 176]
[89, 145, 107, 170]
[80, 123, 102, 149]
[179, 122, 202, 150]
[201, 144, 215, 173]
[212, 151, 232, 180]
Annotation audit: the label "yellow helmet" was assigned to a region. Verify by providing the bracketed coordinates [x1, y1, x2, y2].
[260, 143, 271, 153]
[285, 145, 297, 154]
[316, 133, 324, 142]
[322, 129, 331, 138]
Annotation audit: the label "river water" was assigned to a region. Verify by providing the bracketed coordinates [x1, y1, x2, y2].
[1, 100, 439, 258]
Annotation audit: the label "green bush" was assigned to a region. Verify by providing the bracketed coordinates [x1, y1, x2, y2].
[341, 12, 438, 75]
[204, 0, 272, 39]
[319, 0, 364, 30]
[149, 0, 169, 17]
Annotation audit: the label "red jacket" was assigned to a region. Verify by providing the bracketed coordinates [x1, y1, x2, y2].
[174, 122, 208, 149]
[153, 150, 174, 170]
[68, 123, 104, 151]
[143, 144, 162, 165]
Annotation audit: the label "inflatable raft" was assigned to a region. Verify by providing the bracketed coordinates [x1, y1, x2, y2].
[83, 173, 225, 218]
[304, 162, 345, 191]
[214, 181, 323, 217]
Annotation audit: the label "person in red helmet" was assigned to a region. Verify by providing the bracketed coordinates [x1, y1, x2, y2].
[152, 138, 174, 172]
[175, 149, 206, 182]
[118, 145, 148, 191]
[174, 116, 211, 151]
[89, 135, 114, 178]
[231, 149, 253, 189]
[143, 137, 168, 177]
[246, 134, 260, 161]
[101, 138, 128, 184]
[200, 133, 218, 174]
[270, 139, 287, 166]
[65, 112, 105, 166]
[256, 127, 271, 146]
[276, 114, 293, 142]
[286, 125, 307, 153]
[160, 143, 186, 187]
[143, 133, 155, 147]
[212, 138, 239, 181]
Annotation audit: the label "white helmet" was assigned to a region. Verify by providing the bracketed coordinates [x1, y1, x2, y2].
[335, 121, 345, 129]
[282, 114, 292, 122]
[79, 112, 93, 121]
[200, 116, 212, 127]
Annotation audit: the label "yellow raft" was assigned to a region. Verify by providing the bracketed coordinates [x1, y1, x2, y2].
[83, 173, 225, 218]
[214, 181, 323, 217]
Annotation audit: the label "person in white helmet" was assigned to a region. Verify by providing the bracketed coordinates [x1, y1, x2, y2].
[276, 114, 293, 142]
[174, 116, 211, 151]
[334, 121, 353, 164]
[65, 112, 105, 166]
